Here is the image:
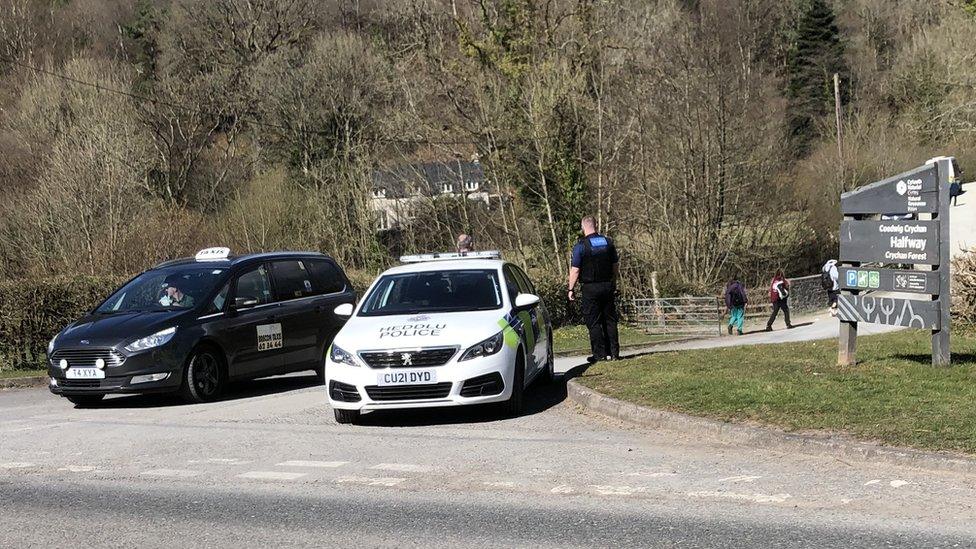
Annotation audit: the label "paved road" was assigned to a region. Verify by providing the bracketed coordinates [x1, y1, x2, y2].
[2, 320, 974, 548]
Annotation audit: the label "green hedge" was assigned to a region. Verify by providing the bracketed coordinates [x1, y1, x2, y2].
[0, 271, 588, 372]
[0, 275, 128, 371]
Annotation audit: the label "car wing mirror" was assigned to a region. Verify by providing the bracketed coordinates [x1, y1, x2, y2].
[514, 293, 540, 309]
[333, 303, 354, 317]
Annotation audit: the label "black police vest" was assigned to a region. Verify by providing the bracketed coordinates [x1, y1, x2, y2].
[579, 235, 615, 283]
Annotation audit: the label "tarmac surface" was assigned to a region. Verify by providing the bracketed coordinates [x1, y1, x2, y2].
[1, 317, 974, 548]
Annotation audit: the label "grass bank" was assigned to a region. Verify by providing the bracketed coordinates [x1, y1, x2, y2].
[0, 368, 46, 380]
[552, 324, 673, 355]
[577, 330, 976, 454]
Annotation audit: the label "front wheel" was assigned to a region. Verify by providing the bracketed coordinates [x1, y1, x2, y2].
[334, 408, 360, 424]
[66, 394, 104, 407]
[180, 346, 224, 403]
[503, 349, 526, 418]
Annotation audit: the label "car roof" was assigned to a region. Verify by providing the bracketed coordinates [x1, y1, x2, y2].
[380, 259, 508, 275]
[153, 251, 332, 270]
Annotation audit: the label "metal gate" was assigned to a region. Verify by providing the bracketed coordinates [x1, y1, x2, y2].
[628, 297, 723, 336]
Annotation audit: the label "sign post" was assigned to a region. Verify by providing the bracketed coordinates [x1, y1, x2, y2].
[836, 158, 953, 367]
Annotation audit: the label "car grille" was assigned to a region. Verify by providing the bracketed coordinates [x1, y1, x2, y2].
[365, 382, 453, 401]
[329, 381, 362, 402]
[55, 377, 125, 391]
[51, 348, 125, 369]
[460, 372, 504, 397]
[359, 347, 457, 369]
[58, 379, 102, 389]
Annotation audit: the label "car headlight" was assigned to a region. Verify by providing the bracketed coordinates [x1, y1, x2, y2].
[459, 331, 505, 362]
[330, 344, 359, 367]
[124, 327, 177, 353]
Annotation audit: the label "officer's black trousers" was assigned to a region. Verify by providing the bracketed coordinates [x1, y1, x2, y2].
[581, 281, 619, 359]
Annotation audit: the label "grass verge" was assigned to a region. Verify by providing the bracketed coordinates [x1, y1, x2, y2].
[577, 330, 976, 454]
[552, 324, 672, 355]
[0, 368, 47, 380]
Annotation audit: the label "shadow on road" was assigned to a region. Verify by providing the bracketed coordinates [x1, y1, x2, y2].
[89, 372, 322, 409]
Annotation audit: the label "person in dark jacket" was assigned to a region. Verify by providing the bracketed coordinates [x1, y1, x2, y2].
[567, 216, 620, 362]
[724, 279, 748, 336]
[765, 269, 793, 331]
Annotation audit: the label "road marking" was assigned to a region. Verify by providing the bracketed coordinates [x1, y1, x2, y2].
[277, 460, 348, 469]
[0, 462, 35, 469]
[336, 476, 405, 487]
[590, 485, 647, 496]
[371, 463, 432, 473]
[58, 465, 96, 473]
[141, 468, 201, 478]
[718, 475, 762, 483]
[188, 458, 252, 465]
[483, 481, 517, 489]
[551, 484, 574, 494]
[625, 471, 676, 478]
[238, 471, 306, 481]
[864, 479, 881, 486]
[687, 491, 791, 504]
[890, 480, 910, 488]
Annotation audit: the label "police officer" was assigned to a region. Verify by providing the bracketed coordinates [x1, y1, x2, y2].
[567, 216, 620, 362]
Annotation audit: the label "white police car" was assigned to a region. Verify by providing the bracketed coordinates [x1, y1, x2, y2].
[325, 251, 553, 423]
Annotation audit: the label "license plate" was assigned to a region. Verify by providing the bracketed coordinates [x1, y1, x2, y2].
[376, 369, 437, 386]
[65, 368, 105, 379]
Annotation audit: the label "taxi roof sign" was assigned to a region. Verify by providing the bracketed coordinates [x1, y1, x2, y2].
[399, 250, 501, 263]
[195, 247, 231, 261]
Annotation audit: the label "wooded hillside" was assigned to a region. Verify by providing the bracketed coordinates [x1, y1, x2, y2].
[1, 0, 973, 294]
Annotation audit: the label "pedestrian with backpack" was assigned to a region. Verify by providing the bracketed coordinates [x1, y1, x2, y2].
[821, 259, 840, 316]
[724, 279, 748, 336]
[765, 269, 793, 331]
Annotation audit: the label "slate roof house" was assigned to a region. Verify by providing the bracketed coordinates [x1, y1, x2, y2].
[370, 160, 497, 231]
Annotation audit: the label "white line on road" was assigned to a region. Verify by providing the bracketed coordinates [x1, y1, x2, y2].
[890, 480, 910, 488]
[0, 462, 35, 469]
[687, 491, 791, 504]
[718, 475, 762, 483]
[864, 479, 881, 486]
[336, 476, 406, 487]
[590, 485, 647, 496]
[238, 471, 307, 481]
[551, 484, 575, 494]
[370, 463, 432, 473]
[58, 465, 96, 473]
[277, 460, 348, 469]
[483, 481, 517, 489]
[188, 458, 252, 465]
[140, 469, 201, 478]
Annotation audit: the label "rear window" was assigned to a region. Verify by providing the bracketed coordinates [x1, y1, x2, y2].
[359, 269, 502, 316]
[270, 260, 317, 299]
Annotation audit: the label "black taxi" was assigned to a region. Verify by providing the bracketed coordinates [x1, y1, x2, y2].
[47, 248, 356, 406]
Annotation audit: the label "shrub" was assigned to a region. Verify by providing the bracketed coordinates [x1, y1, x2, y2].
[0, 275, 128, 371]
[952, 250, 976, 325]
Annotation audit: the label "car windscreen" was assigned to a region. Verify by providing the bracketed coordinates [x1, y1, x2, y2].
[358, 269, 503, 316]
[95, 266, 228, 313]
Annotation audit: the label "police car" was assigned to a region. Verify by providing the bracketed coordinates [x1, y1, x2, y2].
[48, 248, 355, 405]
[325, 251, 553, 424]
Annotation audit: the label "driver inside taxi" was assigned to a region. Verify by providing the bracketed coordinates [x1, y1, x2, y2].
[159, 275, 195, 308]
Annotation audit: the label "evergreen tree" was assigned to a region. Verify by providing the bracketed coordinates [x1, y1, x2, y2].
[786, 0, 848, 153]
